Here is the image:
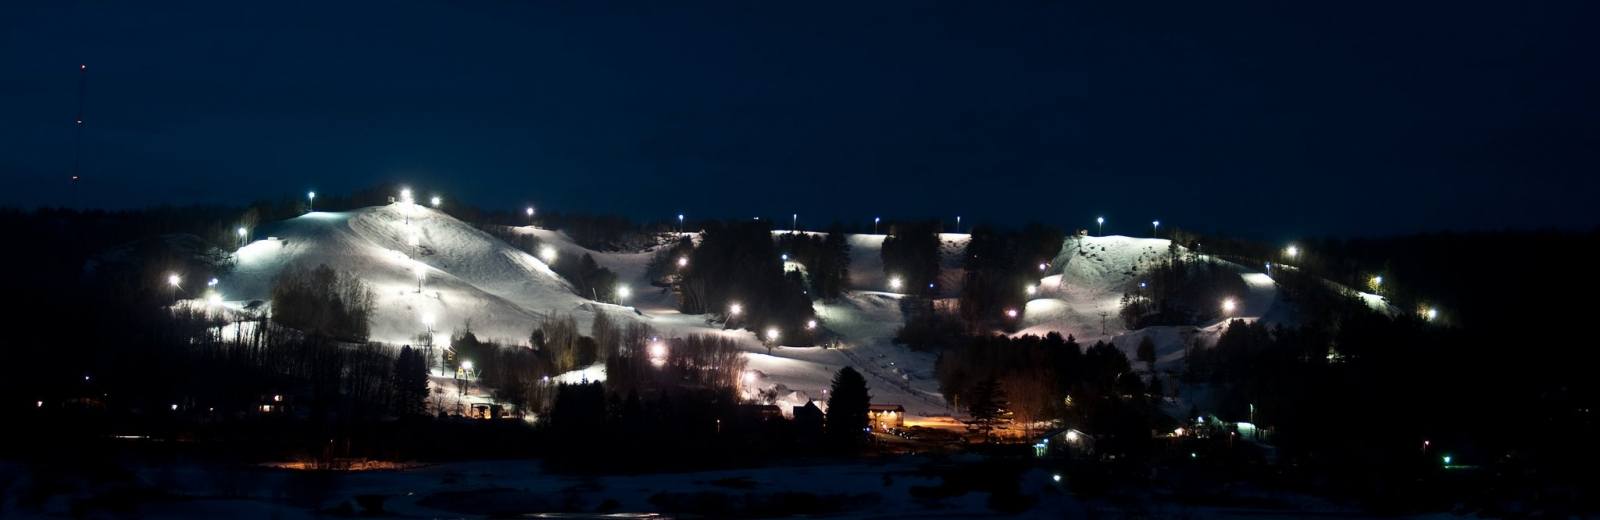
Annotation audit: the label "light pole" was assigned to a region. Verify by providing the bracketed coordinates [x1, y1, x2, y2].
[792, 213, 798, 232]
[307, 191, 315, 212]
[615, 284, 631, 304]
[678, 213, 684, 234]
[525, 207, 535, 228]
[873, 217, 880, 234]
[430, 195, 441, 208]
[1152, 220, 1160, 237]
[236, 226, 248, 247]
[1097, 216, 1105, 236]
[955, 216, 961, 234]
[167, 273, 182, 303]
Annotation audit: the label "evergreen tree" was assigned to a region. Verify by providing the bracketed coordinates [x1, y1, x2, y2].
[964, 376, 1009, 442]
[826, 367, 872, 451]
[1137, 336, 1158, 372]
[392, 346, 429, 416]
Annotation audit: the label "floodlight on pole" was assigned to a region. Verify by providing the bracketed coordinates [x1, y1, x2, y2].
[729, 303, 743, 317]
[888, 276, 903, 291]
[677, 256, 688, 268]
[1025, 284, 1037, 296]
[237, 227, 248, 244]
[1221, 297, 1237, 314]
[806, 319, 817, 330]
[615, 285, 631, 302]
[955, 215, 961, 233]
[167, 274, 182, 288]
[678, 213, 685, 233]
[873, 216, 880, 234]
[1285, 245, 1299, 259]
[307, 191, 316, 211]
[430, 195, 441, 208]
[1097, 216, 1105, 235]
[1005, 308, 1019, 319]
[400, 188, 412, 203]
[792, 213, 798, 231]
[540, 246, 557, 263]
[1152, 220, 1160, 237]
[765, 327, 780, 343]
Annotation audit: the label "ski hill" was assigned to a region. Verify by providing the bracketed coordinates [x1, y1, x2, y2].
[216, 204, 1348, 420]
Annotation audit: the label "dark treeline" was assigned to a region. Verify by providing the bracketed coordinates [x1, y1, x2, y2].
[881, 220, 942, 296]
[959, 224, 1064, 330]
[677, 220, 817, 343]
[1118, 241, 1247, 328]
[775, 229, 851, 300]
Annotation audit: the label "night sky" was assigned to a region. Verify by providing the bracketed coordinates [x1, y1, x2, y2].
[3, 1, 1597, 238]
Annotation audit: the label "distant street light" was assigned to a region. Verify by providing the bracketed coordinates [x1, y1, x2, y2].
[1025, 284, 1037, 296]
[307, 191, 316, 212]
[1038, 262, 1048, 271]
[1152, 220, 1160, 237]
[955, 216, 962, 234]
[806, 319, 817, 330]
[677, 256, 688, 268]
[540, 246, 557, 263]
[1005, 308, 1019, 319]
[888, 276, 903, 291]
[237, 226, 248, 245]
[615, 285, 631, 302]
[765, 327, 780, 343]
[1097, 216, 1105, 235]
[792, 213, 798, 231]
[678, 213, 685, 233]
[167, 273, 182, 288]
[1285, 245, 1299, 260]
[1221, 297, 1237, 314]
[430, 195, 441, 208]
[525, 206, 535, 227]
[729, 303, 743, 317]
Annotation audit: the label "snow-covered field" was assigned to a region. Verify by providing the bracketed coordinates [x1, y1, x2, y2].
[217, 205, 1302, 420]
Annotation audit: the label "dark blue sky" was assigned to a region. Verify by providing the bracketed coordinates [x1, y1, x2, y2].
[3, 1, 1597, 238]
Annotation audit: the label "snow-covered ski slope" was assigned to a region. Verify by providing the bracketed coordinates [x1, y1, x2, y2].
[221, 206, 1306, 417]
[1017, 235, 1283, 371]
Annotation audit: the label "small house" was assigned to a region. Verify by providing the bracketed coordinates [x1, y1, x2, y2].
[868, 403, 905, 431]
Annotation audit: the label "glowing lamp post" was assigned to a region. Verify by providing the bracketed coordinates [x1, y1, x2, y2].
[1005, 308, 1019, 319]
[1221, 297, 1237, 315]
[615, 285, 631, 303]
[1096, 216, 1105, 235]
[677, 256, 688, 268]
[873, 216, 880, 234]
[1285, 245, 1299, 260]
[540, 246, 557, 263]
[430, 195, 441, 208]
[1152, 220, 1160, 237]
[888, 276, 903, 292]
[792, 213, 798, 231]
[1038, 262, 1048, 272]
[167, 273, 182, 303]
[955, 215, 962, 234]
[525, 206, 535, 227]
[307, 191, 316, 212]
[806, 319, 817, 330]
[678, 213, 685, 233]
[728, 303, 743, 318]
[765, 327, 780, 346]
[1025, 284, 1037, 296]
[237, 226, 248, 246]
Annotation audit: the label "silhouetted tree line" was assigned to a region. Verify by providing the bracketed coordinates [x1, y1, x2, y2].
[881, 220, 942, 296]
[270, 263, 374, 342]
[775, 228, 851, 300]
[959, 224, 1064, 329]
[1118, 242, 1248, 328]
[676, 220, 816, 342]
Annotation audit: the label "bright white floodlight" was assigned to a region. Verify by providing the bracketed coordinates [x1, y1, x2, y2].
[400, 188, 413, 203]
[765, 327, 780, 342]
[540, 246, 557, 263]
[430, 195, 441, 208]
[1039, 262, 1048, 271]
[307, 191, 316, 211]
[237, 227, 247, 238]
[1372, 275, 1384, 287]
[1285, 245, 1299, 258]
[1025, 284, 1037, 296]
[1005, 308, 1019, 318]
[615, 285, 631, 301]
[460, 360, 474, 371]
[1096, 216, 1105, 235]
[206, 291, 223, 306]
[525, 206, 535, 217]
[677, 256, 688, 268]
[167, 274, 182, 287]
[888, 276, 904, 291]
[806, 319, 817, 330]
[1221, 297, 1237, 314]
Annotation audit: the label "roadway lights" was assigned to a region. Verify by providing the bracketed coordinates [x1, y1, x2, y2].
[1222, 297, 1237, 314]
[888, 276, 904, 291]
[678, 213, 685, 233]
[873, 216, 880, 234]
